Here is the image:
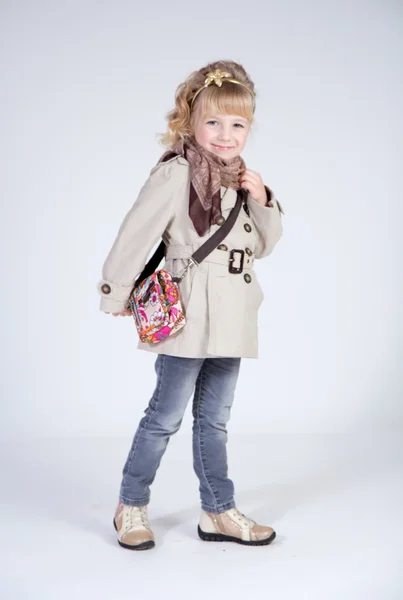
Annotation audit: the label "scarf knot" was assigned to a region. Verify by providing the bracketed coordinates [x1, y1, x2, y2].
[158, 136, 246, 237]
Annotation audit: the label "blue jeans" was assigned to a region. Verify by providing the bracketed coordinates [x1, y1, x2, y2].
[119, 353, 241, 514]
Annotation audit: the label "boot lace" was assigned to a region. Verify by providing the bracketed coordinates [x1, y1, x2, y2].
[227, 508, 256, 529]
[122, 505, 150, 533]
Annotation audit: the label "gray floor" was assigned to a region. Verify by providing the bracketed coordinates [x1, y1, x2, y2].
[1, 432, 402, 599]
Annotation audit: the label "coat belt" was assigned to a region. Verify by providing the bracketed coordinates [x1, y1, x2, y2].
[165, 245, 255, 269]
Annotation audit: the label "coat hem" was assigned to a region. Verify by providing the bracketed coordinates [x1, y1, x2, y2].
[136, 344, 258, 359]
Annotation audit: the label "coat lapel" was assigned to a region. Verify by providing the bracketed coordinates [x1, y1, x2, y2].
[220, 186, 238, 211]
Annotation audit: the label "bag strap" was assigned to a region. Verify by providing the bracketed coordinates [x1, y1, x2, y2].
[132, 188, 246, 290]
[190, 189, 245, 265]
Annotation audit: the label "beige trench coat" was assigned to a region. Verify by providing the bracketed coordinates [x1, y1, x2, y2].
[97, 155, 283, 358]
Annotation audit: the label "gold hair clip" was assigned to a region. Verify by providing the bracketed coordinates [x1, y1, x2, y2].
[190, 69, 256, 111]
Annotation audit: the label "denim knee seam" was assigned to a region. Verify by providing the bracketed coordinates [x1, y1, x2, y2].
[122, 354, 166, 482]
[194, 365, 222, 511]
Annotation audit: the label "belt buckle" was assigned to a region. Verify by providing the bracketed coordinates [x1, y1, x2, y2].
[229, 249, 245, 274]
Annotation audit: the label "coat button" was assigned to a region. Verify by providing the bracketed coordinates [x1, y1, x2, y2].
[217, 244, 228, 251]
[215, 216, 226, 226]
[244, 223, 252, 233]
[244, 273, 252, 283]
[101, 283, 111, 294]
[245, 247, 253, 256]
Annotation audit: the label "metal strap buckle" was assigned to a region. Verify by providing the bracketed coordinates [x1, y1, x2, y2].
[172, 257, 199, 283]
[229, 249, 245, 274]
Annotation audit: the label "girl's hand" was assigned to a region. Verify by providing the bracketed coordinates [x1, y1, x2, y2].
[239, 168, 267, 206]
[105, 308, 132, 317]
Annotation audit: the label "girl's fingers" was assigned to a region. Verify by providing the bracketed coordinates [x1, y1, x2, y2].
[239, 175, 256, 185]
[240, 171, 262, 183]
[240, 175, 257, 188]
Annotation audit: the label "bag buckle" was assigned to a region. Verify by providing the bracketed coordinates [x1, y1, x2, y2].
[229, 249, 245, 274]
[173, 257, 199, 283]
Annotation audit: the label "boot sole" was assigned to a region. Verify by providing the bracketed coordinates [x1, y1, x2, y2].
[113, 518, 155, 551]
[198, 525, 276, 546]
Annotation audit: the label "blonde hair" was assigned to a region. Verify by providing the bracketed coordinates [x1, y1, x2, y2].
[158, 60, 256, 148]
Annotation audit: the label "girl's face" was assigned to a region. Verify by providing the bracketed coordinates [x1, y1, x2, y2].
[191, 110, 250, 160]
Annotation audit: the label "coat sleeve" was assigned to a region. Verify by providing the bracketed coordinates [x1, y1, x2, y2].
[247, 185, 284, 259]
[96, 158, 186, 313]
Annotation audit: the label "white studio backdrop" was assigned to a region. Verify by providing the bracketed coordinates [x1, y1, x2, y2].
[1, 0, 402, 439]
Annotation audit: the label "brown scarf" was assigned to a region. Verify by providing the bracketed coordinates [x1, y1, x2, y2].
[157, 136, 245, 237]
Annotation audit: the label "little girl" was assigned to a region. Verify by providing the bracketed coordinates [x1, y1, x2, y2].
[97, 60, 284, 550]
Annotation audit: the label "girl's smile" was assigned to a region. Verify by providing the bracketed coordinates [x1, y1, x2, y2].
[212, 144, 235, 152]
[191, 111, 250, 159]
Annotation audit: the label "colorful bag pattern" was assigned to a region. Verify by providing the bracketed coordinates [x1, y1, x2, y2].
[127, 270, 186, 343]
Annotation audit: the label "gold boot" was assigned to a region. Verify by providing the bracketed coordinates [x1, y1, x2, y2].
[113, 502, 155, 550]
[198, 507, 275, 546]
